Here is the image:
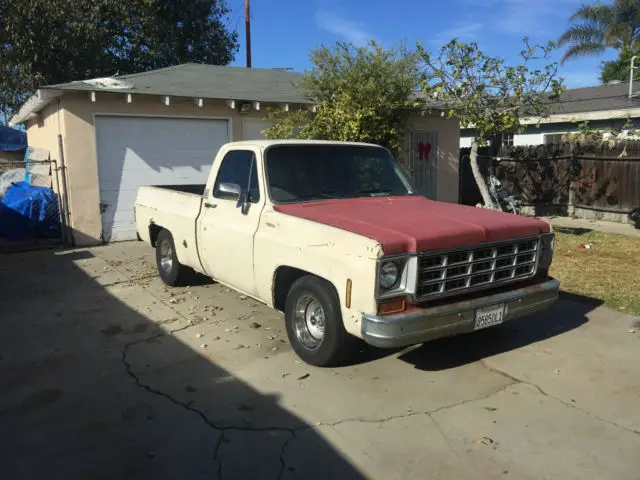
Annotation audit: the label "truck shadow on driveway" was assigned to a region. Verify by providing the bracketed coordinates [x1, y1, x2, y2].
[399, 292, 600, 371]
[0, 249, 365, 480]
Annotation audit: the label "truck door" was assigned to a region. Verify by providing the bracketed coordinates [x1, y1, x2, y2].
[197, 149, 263, 295]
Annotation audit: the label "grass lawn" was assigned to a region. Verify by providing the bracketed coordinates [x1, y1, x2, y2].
[551, 229, 640, 316]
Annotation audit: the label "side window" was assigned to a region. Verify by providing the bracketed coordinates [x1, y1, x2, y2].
[213, 150, 260, 203]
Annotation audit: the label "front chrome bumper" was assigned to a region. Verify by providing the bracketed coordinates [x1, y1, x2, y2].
[361, 277, 560, 348]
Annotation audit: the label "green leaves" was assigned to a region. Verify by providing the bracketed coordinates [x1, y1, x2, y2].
[264, 42, 419, 156]
[559, 0, 640, 65]
[419, 39, 563, 145]
[600, 46, 640, 83]
[0, 0, 238, 121]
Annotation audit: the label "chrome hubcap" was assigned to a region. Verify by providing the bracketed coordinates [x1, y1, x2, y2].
[159, 240, 173, 274]
[293, 294, 325, 350]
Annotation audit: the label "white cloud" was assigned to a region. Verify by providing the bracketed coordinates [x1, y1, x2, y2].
[463, 0, 583, 36]
[314, 9, 374, 46]
[431, 21, 483, 44]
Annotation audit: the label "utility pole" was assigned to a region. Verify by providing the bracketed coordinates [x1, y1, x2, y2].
[245, 0, 252, 68]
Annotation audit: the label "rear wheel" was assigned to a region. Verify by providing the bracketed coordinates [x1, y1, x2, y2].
[285, 275, 356, 367]
[155, 229, 189, 286]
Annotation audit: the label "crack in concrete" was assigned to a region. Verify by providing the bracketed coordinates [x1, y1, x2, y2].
[427, 413, 457, 454]
[102, 252, 302, 478]
[122, 333, 301, 480]
[309, 380, 519, 429]
[121, 336, 521, 480]
[276, 431, 296, 480]
[480, 360, 640, 436]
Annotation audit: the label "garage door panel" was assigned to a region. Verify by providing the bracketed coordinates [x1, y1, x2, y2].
[96, 116, 229, 242]
[98, 167, 212, 191]
[99, 151, 215, 177]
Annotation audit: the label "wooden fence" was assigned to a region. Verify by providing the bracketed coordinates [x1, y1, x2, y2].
[459, 142, 640, 222]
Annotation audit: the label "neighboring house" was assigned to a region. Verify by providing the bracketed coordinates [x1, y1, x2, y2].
[460, 81, 640, 148]
[0, 125, 27, 164]
[10, 64, 459, 245]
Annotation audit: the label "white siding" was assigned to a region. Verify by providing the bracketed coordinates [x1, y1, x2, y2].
[460, 136, 473, 148]
[513, 132, 545, 146]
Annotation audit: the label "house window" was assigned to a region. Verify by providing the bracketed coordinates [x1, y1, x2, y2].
[501, 132, 514, 147]
[544, 133, 565, 145]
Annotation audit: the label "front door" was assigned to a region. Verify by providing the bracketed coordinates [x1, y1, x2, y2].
[197, 149, 263, 295]
[409, 130, 438, 199]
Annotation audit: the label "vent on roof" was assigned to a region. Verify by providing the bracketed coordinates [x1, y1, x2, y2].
[82, 77, 133, 89]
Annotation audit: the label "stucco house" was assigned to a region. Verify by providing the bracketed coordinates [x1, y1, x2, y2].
[460, 81, 640, 148]
[10, 64, 459, 246]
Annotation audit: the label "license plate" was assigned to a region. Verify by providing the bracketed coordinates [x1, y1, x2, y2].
[474, 304, 505, 330]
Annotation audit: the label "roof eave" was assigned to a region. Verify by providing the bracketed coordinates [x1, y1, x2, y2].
[47, 85, 314, 106]
[10, 89, 64, 126]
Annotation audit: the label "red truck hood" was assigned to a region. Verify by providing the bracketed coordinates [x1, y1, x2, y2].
[274, 196, 550, 255]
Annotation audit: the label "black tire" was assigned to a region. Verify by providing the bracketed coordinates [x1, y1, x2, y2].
[284, 275, 356, 367]
[155, 229, 190, 286]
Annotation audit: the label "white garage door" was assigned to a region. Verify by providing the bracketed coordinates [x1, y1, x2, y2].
[96, 116, 230, 241]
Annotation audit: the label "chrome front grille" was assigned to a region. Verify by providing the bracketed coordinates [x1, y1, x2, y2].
[416, 238, 539, 300]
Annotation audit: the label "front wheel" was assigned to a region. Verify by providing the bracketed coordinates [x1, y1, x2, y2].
[155, 229, 190, 286]
[284, 275, 356, 367]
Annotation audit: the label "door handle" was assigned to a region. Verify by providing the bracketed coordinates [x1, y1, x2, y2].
[204, 202, 217, 209]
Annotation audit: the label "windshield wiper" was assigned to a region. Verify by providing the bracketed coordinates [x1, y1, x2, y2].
[294, 190, 341, 201]
[352, 189, 393, 197]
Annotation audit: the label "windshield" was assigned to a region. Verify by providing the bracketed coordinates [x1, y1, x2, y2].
[265, 145, 415, 204]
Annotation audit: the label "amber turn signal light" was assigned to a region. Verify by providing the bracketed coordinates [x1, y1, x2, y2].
[377, 298, 406, 315]
[345, 279, 352, 308]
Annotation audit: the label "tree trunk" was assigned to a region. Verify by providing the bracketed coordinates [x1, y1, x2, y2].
[470, 141, 496, 209]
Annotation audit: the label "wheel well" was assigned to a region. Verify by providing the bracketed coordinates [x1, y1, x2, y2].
[274, 266, 329, 312]
[149, 224, 163, 247]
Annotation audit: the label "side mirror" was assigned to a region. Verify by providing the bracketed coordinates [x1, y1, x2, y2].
[217, 182, 242, 199]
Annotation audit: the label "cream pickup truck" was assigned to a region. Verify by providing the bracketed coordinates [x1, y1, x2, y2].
[135, 140, 559, 366]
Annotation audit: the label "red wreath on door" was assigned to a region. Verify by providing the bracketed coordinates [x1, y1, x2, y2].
[418, 142, 431, 162]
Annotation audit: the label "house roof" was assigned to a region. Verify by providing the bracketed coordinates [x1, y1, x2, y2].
[547, 81, 640, 115]
[43, 63, 310, 105]
[10, 63, 311, 125]
[459, 81, 640, 129]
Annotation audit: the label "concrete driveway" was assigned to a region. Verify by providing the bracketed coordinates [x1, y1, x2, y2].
[1, 242, 639, 480]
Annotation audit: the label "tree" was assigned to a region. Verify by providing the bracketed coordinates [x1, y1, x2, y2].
[120, 0, 239, 71]
[418, 39, 564, 209]
[558, 0, 640, 64]
[263, 42, 420, 156]
[600, 46, 640, 83]
[0, 0, 237, 122]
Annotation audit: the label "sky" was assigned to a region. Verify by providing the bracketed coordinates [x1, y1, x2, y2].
[227, 0, 619, 90]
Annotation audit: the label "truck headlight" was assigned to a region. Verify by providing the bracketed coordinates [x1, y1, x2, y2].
[376, 256, 417, 299]
[379, 262, 399, 289]
[538, 233, 555, 270]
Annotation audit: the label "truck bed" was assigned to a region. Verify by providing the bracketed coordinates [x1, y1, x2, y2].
[134, 185, 206, 272]
[151, 184, 206, 195]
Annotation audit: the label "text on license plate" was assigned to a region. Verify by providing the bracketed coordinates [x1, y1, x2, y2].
[474, 303, 505, 330]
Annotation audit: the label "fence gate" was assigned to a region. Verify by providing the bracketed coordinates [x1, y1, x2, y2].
[409, 130, 438, 199]
[0, 148, 67, 253]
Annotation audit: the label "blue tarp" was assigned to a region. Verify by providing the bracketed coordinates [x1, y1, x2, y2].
[0, 126, 27, 152]
[0, 181, 60, 240]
